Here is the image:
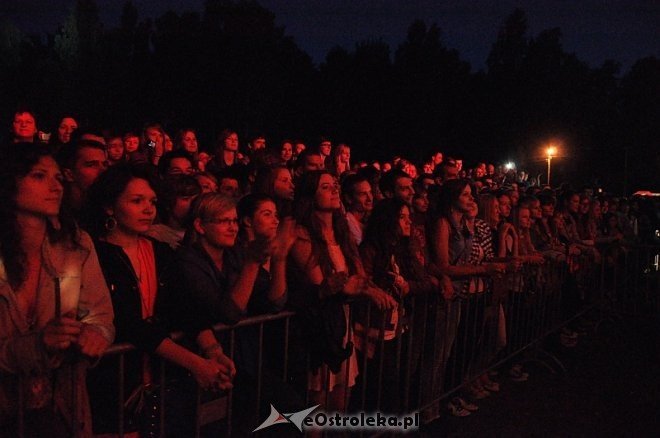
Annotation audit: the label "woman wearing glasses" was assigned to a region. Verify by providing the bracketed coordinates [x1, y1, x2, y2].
[177, 192, 303, 428]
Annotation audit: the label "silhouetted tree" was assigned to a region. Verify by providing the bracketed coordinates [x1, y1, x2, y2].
[0, 3, 655, 192]
[620, 57, 660, 192]
[393, 20, 470, 160]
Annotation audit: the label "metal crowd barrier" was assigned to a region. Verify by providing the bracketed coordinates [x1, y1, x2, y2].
[594, 242, 660, 326]
[10, 243, 659, 437]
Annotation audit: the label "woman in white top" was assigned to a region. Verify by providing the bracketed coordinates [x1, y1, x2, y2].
[0, 143, 114, 437]
[289, 170, 394, 413]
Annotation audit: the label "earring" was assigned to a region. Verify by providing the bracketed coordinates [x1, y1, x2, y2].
[104, 216, 117, 231]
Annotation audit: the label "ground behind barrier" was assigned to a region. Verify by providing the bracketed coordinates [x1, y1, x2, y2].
[422, 316, 660, 437]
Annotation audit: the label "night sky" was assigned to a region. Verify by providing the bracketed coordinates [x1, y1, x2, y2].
[2, 0, 658, 72]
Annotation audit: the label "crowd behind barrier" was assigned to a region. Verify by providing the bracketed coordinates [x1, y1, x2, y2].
[2, 109, 659, 438]
[9, 241, 659, 437]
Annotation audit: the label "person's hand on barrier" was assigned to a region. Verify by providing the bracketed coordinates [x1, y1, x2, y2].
[485, 262, 506, 277]
[215, 352, 236, 379]
[526, 254, 545, 265]
[342, 274, 366, 296]
[213, 353, 236, 390]
[388, 271, 410, 295]
[202, 343, 236, 389]
[41, 312, 82, 354]
[193, 357, 234, 392]
[365, 286, 397, 310]
[507, 258, 523, 272]
[75, 323, 111, 358]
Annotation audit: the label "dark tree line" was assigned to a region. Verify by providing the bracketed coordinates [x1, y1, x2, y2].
[0, 0, 658, 193]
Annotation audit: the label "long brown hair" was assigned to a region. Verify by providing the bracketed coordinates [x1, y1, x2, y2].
[478, 193, 499, 229]
[0, 142, 79, 289]
[293, 170, 359, 276]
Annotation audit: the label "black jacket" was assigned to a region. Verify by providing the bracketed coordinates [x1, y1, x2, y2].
[94, 237, 210, 351]
[89, 237, 211, 433]
[176, 241, 286, 325]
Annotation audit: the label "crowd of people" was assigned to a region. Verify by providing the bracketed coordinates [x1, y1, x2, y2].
[0, 109, 650, 436]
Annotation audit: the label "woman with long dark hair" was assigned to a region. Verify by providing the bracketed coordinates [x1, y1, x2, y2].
[424, 179, 506, 418]
[207, 129, 246, 172]
[0, 142, 114, 437]
[236, 194, 296, 313]
[329, 143, 351, 177]
[48, 115, 78, 153]
[288, 170, 395, 413]
[177, 192, 301, 427]
[84, 164, 234, 436]
[179, 192, 294, 326]
[530, 193, 568, 261]
[174, 128, 204, 171]
[357, 198, 436, 412]
[253, 165, 295, 219]
[278, 139, 294, 167]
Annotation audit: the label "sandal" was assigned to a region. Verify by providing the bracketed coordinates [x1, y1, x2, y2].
[482, 380, 500, 392]
[560, 331, 578, 347]
[452, 397, 478, 412]
[509, 364, 529, 382]
[480, 374, 500, 392]
[447, 399, 471, 417]
[469, 382, 491, 399]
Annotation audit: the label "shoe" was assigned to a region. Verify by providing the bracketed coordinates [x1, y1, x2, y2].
[510, 371, 529, 382]
[509, 364, 529, 382]
[452, 397, 478, 412]
[447, 400, 471, 417]
[468, 382, 491, 399]
[482, 380, 500, 392]
[560, 333, 578, 347]
[480, 374, 500, 392]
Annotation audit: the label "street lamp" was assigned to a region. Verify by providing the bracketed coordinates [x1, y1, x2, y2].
[546, 146, 557, 186]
